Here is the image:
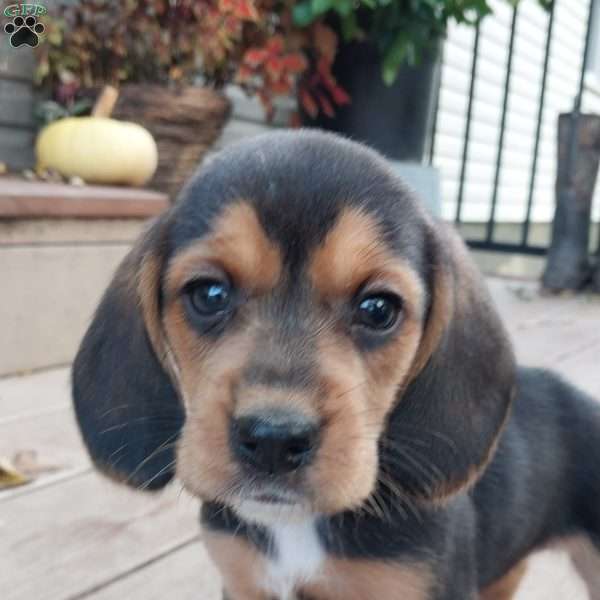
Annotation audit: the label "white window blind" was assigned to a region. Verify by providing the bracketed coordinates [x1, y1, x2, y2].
[434, 0, 600, 224]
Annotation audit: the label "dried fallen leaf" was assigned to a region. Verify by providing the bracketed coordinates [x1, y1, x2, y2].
[0, 458, 30, 489]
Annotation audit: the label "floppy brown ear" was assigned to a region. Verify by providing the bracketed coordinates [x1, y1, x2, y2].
[385, 221, 516, 503]
[72, 215, 183, 490]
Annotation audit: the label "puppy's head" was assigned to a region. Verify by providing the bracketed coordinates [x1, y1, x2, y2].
[73, 131, 515, 523]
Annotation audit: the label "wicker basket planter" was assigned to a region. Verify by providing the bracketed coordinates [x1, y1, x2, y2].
[113, 85, 231, 200]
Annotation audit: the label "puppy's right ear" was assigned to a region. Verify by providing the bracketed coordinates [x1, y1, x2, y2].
[72, 214, 183, 490]
[386, 221, 516, 504]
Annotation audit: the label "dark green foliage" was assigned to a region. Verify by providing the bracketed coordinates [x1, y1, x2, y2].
[292, 0, 553, 85]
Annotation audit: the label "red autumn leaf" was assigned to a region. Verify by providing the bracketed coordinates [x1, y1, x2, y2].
[316, 57, 333, 82]
[243, 48, 269, 67]
[233, 0, 259, 21]
[315, 58, 350, 105]
[267, 36, 284, 55]
[299, 88, 318, 119]
[224, 15, 242, 34]
[219, 0, 258, 20]
[330, 84, 351, 105]
[266, 56, 283, 78]
[316, 91, 335, 118]
[281, 53, 308, 74]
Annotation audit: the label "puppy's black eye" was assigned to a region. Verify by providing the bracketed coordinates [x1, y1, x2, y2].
[355, 294, 402, 331]
[187, 280, 232, 316]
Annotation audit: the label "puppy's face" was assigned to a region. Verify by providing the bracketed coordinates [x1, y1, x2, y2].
[73, 131, 515, 524]
[166, 201, 427, 519]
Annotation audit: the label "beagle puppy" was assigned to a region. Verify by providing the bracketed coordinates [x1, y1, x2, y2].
[72, 131, 600, 600]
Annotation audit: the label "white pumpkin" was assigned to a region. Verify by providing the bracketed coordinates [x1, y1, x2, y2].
[36, 117, 158, 186]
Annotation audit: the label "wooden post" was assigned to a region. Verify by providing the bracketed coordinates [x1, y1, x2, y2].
[542, 113, 600, 292]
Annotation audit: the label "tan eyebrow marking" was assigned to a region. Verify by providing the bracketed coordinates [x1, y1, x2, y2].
[309, 206, 425, 319]
[165, 201, 282, 297]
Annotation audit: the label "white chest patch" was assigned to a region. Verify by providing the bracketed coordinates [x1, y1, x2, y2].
[262, 519, 325, 600]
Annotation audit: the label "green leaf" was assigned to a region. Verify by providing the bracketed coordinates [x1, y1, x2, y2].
[341, 13, 359, 41]
[333, 0, 355, 17]
[405, 41, 417, 66]
[70, 99, 93, 116]
[360, 0, 376, 8]
[292, 2, 315, 27]
[332, 0, 355, 19]
[382, 35, 407, 86]
[311, 0, 333, 16]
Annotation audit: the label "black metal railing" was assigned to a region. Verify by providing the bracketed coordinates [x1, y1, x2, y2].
[431, 0, 598, 256]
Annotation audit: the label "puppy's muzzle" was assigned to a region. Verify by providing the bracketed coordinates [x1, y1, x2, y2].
[230, 411, 320, 476]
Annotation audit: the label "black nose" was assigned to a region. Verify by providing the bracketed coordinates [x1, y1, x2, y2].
[231, 413, 319, 476]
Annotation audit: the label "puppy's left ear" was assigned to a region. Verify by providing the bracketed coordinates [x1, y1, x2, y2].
[72, 214, 183, 490]
[387, 222, 516, 503]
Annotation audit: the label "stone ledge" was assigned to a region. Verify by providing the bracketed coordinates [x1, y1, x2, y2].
[0, 179, 161, 375]
[0, 179, 169, 219]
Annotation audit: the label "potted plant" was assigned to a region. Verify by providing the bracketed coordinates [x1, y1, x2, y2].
[239, 0, 551, 162]
[35, 0, 237, 197]
[37, 1, 552, 173]
[292, 0, 553, 161]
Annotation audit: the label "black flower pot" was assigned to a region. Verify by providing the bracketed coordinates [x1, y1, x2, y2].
[301, 39, 442, 162]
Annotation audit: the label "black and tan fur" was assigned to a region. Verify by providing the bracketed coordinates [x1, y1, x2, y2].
[72, 131, 600, 599]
